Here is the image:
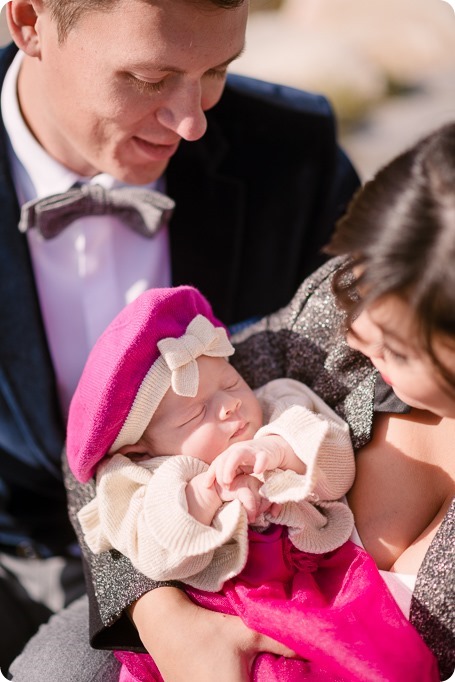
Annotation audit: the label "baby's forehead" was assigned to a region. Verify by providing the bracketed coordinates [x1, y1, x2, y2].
[196, 354, 235, 371]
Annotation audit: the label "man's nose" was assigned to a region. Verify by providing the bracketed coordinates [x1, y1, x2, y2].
[155, 83, 208, 141]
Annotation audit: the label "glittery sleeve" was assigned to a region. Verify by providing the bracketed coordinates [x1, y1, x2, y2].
[410, 498, 455, 680]
[63, 453, 169, 650]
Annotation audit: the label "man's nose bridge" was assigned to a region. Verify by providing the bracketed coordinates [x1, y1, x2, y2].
[172, 80, 205, 131]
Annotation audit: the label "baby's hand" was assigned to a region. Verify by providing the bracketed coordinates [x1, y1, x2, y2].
[185, 471, 226, 525]
[206, 435, 291, 489]
[217, 473, 271, 523]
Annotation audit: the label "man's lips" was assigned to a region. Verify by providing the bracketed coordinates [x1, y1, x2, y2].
[132, 136, 180, 160]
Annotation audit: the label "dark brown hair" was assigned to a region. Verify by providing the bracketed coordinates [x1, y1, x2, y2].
[326, 121, 455, 388]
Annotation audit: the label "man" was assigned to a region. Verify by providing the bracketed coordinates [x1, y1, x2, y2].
[0, 0, 359, 679]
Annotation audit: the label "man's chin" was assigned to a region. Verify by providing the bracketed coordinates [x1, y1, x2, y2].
[113, 159, 171, 186]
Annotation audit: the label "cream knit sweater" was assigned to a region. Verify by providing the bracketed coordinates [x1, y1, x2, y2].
[78, 378, 355, 591]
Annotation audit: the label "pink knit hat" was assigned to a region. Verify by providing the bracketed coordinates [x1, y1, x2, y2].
[66, 286, 234, 483]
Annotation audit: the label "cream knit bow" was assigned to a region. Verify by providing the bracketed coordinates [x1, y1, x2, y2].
[158, 315, 234, 397]
[110, 315, 234, 452]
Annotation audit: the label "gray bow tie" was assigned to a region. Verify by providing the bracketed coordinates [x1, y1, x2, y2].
[18, 184, 175, 240]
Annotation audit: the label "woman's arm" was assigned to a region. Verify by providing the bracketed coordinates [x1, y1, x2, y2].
[130, 587, 297, 682]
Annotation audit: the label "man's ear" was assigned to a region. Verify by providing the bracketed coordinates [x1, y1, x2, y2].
[6, 0, 44, 57]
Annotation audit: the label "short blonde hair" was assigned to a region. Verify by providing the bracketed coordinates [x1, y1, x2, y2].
[45, 0, 246, 43]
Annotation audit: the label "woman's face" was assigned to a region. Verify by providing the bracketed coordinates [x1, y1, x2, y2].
[347, 295, 455, 418]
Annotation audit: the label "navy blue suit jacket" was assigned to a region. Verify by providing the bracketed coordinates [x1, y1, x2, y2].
[0, 43, 359, 555]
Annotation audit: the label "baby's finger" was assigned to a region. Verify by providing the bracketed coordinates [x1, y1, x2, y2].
[238, 490, 259, 523]
[252, 451, 269, 474]
[268, 502, 283, 518]
[204, 463, 218, 487]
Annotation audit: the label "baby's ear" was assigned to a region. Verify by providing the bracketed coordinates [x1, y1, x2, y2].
[6, 0, 44, 57]
[117, 441, 149, 456]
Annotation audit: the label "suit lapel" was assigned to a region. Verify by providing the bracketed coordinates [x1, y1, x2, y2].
[167, 112, 246, 324]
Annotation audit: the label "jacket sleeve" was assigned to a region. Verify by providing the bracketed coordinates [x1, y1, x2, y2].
[78, 453, 249, 592]
[64, 454, 161, 651]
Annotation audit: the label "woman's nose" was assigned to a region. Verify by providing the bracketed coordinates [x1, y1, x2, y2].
[348, 313, 376, 355]
[346, 329, 365, 354]
[347, 327, 384, 361]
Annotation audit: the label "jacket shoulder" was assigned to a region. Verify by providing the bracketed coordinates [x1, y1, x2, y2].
[0, 43, 18, 81]
[224, 73, 333, 119]
[208, 73, 336, 144]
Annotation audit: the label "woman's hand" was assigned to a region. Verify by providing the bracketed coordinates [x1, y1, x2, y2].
[130, 586, 297, 681]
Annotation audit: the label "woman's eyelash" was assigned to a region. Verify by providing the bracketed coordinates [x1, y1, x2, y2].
[382, 344, 407, 362]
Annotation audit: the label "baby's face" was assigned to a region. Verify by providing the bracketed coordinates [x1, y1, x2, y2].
[142, 356, 263, 463]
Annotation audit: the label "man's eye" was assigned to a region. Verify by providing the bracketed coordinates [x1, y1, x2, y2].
[206, 67, 228, 81]
[127, 74, 165, 94]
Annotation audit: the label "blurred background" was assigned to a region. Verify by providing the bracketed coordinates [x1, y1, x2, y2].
[1, 0, 454, 180]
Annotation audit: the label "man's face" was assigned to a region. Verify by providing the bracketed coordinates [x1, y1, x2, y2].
[18, 0, 248, 183]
